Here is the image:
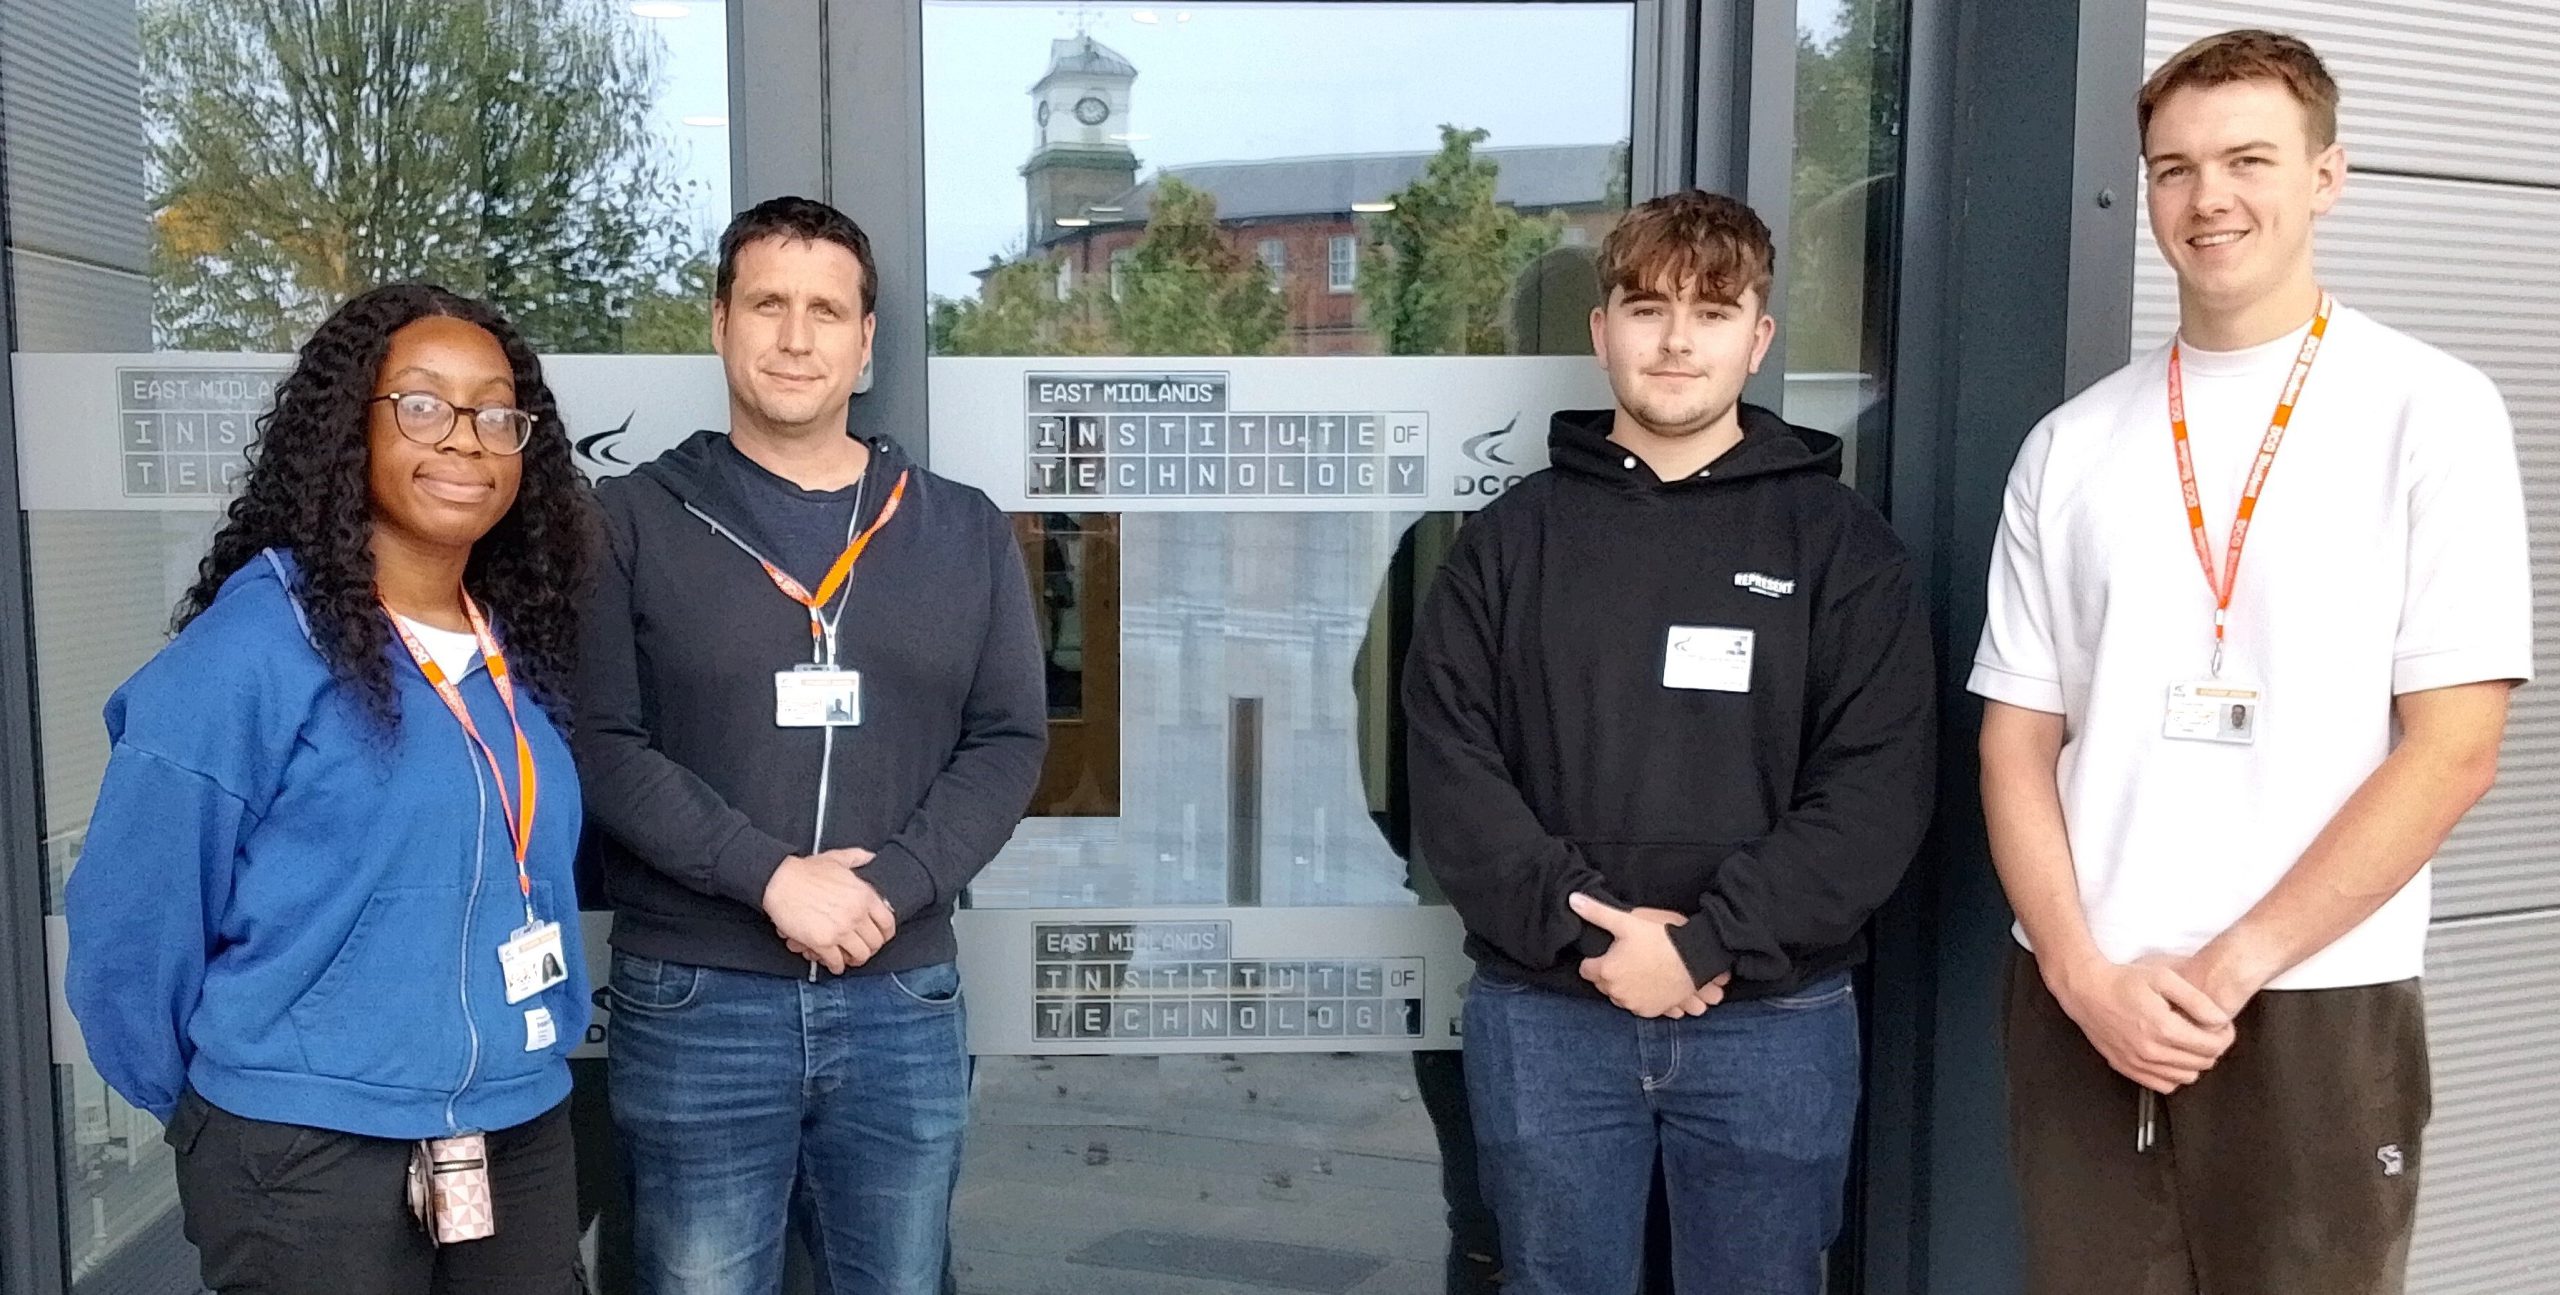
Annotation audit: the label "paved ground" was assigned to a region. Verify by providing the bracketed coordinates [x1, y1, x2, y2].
[952, 1052, 1461, 1295]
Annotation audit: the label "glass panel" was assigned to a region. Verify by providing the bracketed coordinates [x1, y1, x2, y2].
[926, 0, 1634, 914]
[8, 2, 729, 1285]
[925, 3, 1633, 360]
[1783, 0, 1908, 460]
[922, 4, 1632, 1290]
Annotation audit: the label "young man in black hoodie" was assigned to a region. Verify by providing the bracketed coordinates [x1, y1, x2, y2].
[576, 197, 1045, 1293]
[1404, 190, 1935, 1295]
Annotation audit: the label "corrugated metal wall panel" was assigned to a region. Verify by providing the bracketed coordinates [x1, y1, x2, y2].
[6, 252, 149, 352]
[2145, 1, 2560, 187]
[2409, 914, 2560, 1294]
[0, 0, 148, 274]
[2129, 212, 2178, 354]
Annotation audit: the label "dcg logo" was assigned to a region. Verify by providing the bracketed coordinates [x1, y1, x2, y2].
[1456, 414, 1526, 497]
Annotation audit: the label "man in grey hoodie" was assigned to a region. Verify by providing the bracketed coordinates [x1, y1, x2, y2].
[576, 196, 1046, 1294]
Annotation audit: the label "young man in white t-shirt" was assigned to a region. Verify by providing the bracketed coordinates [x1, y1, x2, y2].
[1970, 30, 2530, 1293]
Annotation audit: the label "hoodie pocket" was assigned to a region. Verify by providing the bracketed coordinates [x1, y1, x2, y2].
[290, 887, 463, 1091]
[1569, 839, 1752, 913]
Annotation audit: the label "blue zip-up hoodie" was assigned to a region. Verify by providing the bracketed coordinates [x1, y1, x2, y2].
[64, 550, 589, 1137]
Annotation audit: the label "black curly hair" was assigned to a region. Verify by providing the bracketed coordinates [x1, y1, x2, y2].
[177, 283, 597, 732]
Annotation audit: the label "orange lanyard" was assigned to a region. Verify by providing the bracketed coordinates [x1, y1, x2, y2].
[757, 469, 910, 662]
[385, 595, 540, 921]
[2168, 293, 2332, 676]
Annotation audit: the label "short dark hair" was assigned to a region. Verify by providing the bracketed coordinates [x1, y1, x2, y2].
[715, 196, 878, 316]
[2140, 29, 2340, 152]
[1596, 190, 1774, 309]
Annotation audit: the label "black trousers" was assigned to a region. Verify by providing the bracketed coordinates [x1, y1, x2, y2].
[167, 1089, 581, 1294]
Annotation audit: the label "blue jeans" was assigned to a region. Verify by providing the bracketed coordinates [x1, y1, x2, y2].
[1463, 969, 1860, 1295]
[607, 952, 970, 1295]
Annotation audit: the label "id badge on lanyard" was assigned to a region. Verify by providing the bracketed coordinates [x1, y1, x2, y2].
[2158, 294, 2331, 747]
[759, 470, 908, 730]
[384, 598, 567, 1014]
[498, 920, 569, 1003]
[2163, 680, 2261, 745]
[777, 665, 863, 727]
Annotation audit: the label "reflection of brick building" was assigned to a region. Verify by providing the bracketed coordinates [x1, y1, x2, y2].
[1016, 36, 1620, 355]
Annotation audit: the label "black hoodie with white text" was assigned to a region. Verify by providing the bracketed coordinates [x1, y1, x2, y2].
[1402, 404, 1935, 1000]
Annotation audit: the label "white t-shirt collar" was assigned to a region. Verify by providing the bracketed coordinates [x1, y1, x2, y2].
[397, 615, 482, 682]
[2174, 316, 2319, 378]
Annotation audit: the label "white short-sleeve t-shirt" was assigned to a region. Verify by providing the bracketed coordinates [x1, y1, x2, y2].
[1968, 304, 2532, 989]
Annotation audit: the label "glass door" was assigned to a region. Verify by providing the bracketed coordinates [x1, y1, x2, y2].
[3, 1, 736, 1286]
[912, 3, 1639, 1287]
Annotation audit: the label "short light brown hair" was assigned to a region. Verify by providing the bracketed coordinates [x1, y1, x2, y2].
[1596, 190, 1774, 309]
[2138, 29, 2340, 153]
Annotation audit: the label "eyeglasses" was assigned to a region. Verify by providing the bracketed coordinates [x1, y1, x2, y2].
[369, 392, 536, 456]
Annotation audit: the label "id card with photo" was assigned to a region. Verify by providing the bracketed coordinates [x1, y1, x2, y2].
[776, 667, 862, 728]
[2163, 681, 2260, 745]
[497, 920, 569, 1005]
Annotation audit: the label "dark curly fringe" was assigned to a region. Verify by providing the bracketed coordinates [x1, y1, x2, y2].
[176, 284, 599, 735]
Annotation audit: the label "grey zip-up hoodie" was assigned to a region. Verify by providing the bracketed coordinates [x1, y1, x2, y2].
[576, 430, 1046, 978]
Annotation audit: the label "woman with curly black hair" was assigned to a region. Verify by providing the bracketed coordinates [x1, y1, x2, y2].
[63, 284, 596, 1294]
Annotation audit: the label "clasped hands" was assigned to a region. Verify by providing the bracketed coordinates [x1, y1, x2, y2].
[2050, 947, 2262, 1095]
[1567, 893, 1731, 1019]
[761, 848, 896, 974]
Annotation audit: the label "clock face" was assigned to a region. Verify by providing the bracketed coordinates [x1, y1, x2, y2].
[1073, 95, 1110, 127]
[1035, 101, 1051, 126]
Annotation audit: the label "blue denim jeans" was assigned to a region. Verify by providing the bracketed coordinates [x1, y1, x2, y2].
[607, 952, 970, 1295]
[1463, 969, 1860, 1295]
